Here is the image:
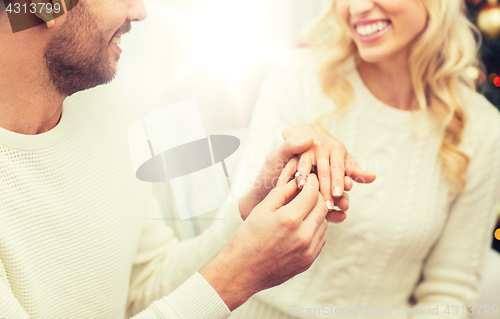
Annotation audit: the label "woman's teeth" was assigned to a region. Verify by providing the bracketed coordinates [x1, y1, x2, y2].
[356, 21, 389, 36]
[111, 36, 121, 45]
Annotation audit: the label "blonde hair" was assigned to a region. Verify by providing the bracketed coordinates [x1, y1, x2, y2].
[306, 0, 480, 194]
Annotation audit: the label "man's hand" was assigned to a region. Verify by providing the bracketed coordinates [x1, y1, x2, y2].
[238, 137, 314, 220]
[201, 174, 328, 311]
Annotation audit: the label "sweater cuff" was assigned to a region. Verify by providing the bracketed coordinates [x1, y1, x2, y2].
[163, 272, 231, 319]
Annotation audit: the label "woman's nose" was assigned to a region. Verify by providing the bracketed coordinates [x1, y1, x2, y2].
[349, 0, 375, 18]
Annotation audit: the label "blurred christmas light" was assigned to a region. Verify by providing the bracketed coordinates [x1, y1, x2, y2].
[489, 73, 498, 83]
[466, 66, 480, 80]
[494, 77, 500, 87]
[477, 4, 500, 39]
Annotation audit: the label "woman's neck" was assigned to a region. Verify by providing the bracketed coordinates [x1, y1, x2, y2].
[356, 53, 418, 111]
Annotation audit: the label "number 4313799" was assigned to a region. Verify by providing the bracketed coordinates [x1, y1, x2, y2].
[6, 2, 62, 15]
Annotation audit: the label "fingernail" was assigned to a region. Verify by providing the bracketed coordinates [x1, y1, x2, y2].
[298, 179, 306, 188]
[325, 200, 333, 210]
[333, 187, 342, 197]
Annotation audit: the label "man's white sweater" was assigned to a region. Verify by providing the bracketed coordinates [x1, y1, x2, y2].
[0, 85, 243, 319]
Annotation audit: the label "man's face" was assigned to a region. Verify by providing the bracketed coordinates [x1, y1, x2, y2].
[44, 0, 144, 96]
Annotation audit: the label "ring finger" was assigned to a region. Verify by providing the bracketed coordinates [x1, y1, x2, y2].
[297, 151, 313, 189]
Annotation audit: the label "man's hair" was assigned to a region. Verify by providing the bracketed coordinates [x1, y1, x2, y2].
[0, 2, 5, 22]
[0, 1, 5, 15]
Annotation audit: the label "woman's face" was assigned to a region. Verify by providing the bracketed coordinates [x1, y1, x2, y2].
[335, 0, 428, 63]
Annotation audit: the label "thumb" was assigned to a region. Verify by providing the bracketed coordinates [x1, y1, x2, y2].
[345, 153, 376, 184]
[282, 174, 320, 220]
[349, 168, 376, 184]
[258, 179, 298, 213]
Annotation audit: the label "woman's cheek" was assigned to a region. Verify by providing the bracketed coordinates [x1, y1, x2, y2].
[335, 3, 350, 22]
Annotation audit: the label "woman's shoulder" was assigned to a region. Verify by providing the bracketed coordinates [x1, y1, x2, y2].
[258, 49, 326, 107]
[265, 49, 320, 83]
[264, 49, 354, 102]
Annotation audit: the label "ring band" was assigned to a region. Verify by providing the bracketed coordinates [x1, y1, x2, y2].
[294, 171, 308, 179]
[294, 171, 308, 189]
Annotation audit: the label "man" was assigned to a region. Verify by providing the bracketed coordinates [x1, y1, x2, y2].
[0, 0, 373, 318]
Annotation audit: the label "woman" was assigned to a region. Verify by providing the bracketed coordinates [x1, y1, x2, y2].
[233, 0, 500, 318]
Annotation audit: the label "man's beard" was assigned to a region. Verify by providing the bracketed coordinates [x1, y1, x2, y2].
[44, 2, 128, 96]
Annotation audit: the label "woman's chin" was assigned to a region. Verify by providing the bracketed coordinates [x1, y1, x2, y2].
[357, 51, 391, 65]
[356, 44, 410, 66]
[355, 44, 397, 64]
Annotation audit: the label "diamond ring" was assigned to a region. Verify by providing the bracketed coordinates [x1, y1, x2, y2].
[294, 171, 308, 189]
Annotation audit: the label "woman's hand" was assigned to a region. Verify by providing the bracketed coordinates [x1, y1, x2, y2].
[238, 137, 314, 220]
[279, 124, 376, 221]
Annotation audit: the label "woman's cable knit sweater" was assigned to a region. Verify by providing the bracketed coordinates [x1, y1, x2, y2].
[232, 51, 500, 319]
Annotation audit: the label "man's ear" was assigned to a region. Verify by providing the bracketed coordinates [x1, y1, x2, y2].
[31, 0, 67, 28]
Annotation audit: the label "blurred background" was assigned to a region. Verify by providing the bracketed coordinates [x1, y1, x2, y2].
[111, 0, 327, 138]
[109, 0, 500, 252]
[109, 0, 329, 240]
[466, 0, 500, 108]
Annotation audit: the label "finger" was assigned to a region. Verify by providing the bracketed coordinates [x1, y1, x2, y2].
[297, 151, 313, 190]
[274, 137, 314, 163]
[329, 151, 345, 198]
[277, 156, 299, 187]
[344, 176, 353, 191]
[345, 153, 376, 184]
[283, 173, 320, 220]
[317, 156, 334, 210]
[302, 191, 329, 231]
[326, 210, 347, 223]
[334, 192, 349, 212]
[260, 179, 299, 213]
[309, 219, 328, 259]
[295, 220, 327, 273]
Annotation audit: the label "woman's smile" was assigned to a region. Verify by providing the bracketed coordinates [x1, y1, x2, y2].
[353, 19, 392, 42]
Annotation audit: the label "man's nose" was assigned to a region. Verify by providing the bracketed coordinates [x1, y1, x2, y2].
[350, 0, 375, 18]
[127, 0, 147, 22]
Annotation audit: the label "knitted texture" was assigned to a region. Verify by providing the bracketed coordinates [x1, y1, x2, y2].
[0, 85, 241, 319]
[232, 51, 500, 319]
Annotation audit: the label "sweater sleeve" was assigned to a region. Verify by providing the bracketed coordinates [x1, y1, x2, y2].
[0, 259, 30, 319]
[409, 107, 500, 319]
[244, 55, 307, 182]
[126, 189, 244, 318]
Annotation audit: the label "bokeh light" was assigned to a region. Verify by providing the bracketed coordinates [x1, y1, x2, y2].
[466, 66, 480, 80]
[494, 77, 500, 87]
[488, 73, 498, 83]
